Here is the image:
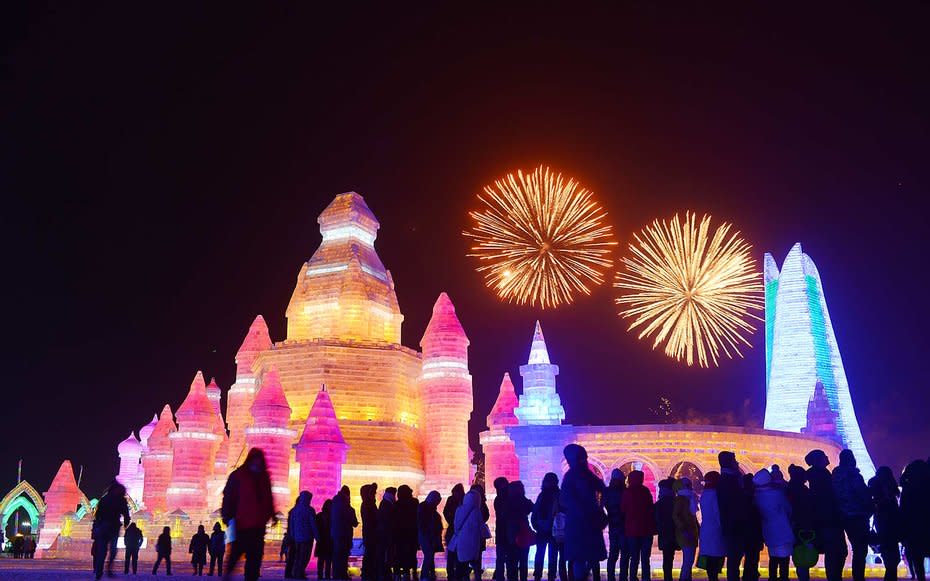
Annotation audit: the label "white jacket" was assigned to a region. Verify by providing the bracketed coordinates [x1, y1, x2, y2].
[754, 485, 794, 557]
[698, 489, 725, 557]
[453, 490, 484, 563]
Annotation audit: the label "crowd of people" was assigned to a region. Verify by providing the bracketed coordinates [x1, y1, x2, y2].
[81, 445, 930, 581]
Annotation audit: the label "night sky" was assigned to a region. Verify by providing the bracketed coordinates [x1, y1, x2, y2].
[2, 4, 928, 497]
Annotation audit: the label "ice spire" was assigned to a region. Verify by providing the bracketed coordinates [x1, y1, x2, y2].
[488, 373, 519, 428]
[227, 315, 272, 467]
[142, 404, 176, 513]
[167, 372, 221, 513]
[139, 414, 158, 450]
[527, 321, 551, 364]
[296, 385, 349, 511]
[480, 373, 521, 485]
[515, 321, 565, 425]
[117, 432, 144, 503]
[37, 460, 83, 550]
[206, 377, 222, 415]
[246, 368, 295, 509]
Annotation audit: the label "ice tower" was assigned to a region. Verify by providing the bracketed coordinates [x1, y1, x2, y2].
[764, 243, 875, 477]
[515, 321, 565, 425]
[296, 386, 349, 511]
[419, 293, 473, 494]
[245, 368, 295, 510]
[116, 432, 144, 503]
[227, 315, 272, 468]
[480, 373, 521, 484]
[142, 405, 175, 512]
[167, 372, 220, 513]
[38, 460, 83, 550]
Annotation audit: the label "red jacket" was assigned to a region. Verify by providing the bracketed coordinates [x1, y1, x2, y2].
[620, 473, 656, 537]
[222, 464, 275, 531]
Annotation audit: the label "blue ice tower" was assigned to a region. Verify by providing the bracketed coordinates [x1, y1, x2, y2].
[515, 321, 566, 426]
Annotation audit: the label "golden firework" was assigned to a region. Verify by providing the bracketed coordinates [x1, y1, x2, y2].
[464, 166, 616, 309]
[614, 212, 763, 367]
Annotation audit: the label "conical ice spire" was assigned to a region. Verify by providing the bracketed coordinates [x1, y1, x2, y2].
[139, 414, 158, 448]
[177, 371, 214, 427]
[118, 431, 142, 455]
[237, 315, 272, 359]
[149, 405, 176, 445]
[47, 460, 81, 496]
[527, 320, 551, 364]
[250, 368, 291, 427]
[488, 373, 519, 428]
[299, 385, 346, 446]
[420, 292, 468, 345]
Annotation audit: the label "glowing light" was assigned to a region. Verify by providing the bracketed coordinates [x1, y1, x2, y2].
[306, 264, 349, 277]
[321, 224, 376, 246]
[614, 212, 763, 368]
[464, 165, 616, 309]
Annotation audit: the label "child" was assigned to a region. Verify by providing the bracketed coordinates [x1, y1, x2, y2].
[153, 526, 172, 575]
[189, 524, 209, 576]
[209, 522, 226, 576]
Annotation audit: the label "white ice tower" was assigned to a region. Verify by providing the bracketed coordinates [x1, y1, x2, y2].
[515, 321, 566, 425]
[764, 243, 875, 478]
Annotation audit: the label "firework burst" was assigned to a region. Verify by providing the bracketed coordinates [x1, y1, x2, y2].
[614, 212, 763, 367]
[464, 166, 616, 309]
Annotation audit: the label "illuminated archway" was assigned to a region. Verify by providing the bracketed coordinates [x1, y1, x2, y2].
[0, 481, 45, 537]
[616, 458, 659, 499]
[668, 461, 705, 494]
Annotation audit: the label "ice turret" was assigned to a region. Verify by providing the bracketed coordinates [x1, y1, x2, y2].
[418, 293, 474, 494]
[245, 368, 296, 510]
[167, 372, 221, 513]
[227, 315, 272, 467]
[515, 322, 565, 425]
[116, 432, 144, 503]
[142, 405, 175, 512]
[38, 460, 83, 550]
[296, 386, 348, 511]
[139, 414, 158, 450]
[801, 380, 842, 445]
[206, 377, 222, 415]
[480, 373, 521, 484]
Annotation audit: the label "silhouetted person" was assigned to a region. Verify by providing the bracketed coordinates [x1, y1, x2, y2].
[190, 524, 210, 576]
[492, 477, 511, 581]
[560, 444, 607, 581]
[453, 488, 486, 581]
[153, 526, 172, 575]
[699, 472, 725, 581]
[317, 499, 334, 580]
[869, 466, 902, 581]
[123, 521, 143, 575]
[621, 470, 654, 581]
[742, 474, 763, 581]
[832, 449, 873, 581]
[785, 465, 814, 581]
[770, 465, 786, 488]
[752, 469, 793, 581]
[804, 449, 846, 581]
[505, 480, 534, 581]
[221, 447, 276, 581]
[209, 522, 226, 576]
[717, 452, 749, 581]
[92, 480, 131, 580]
[672, 479, 698, 581]
[288, 490, 319, 580]
[443, 484, 465, 581]
[393, 484, 419, 581]
[532, 473, 564, 581]
[418, 490, 444, 581]
[604, 468, 628, 581]
[361, 483, 379, 581]
[900, 460, 930, 581]
[471, 484, 491, 558]
[332, 485, 359, 580]
[655, 478, 678, 581]
[376, 488, 396, 581]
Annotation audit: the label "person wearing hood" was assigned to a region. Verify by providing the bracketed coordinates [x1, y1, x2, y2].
[805, 449, 846, 581]
[393, 484, 420, 581]
[785, 465, 814, 581]
[361, 483, 379, 581]
[560, 444, 607, 581]
[698, 472, 725, 581]
[742, 474, 764, 581]
[418, 491, 444, 581]
[869, 466, 902, 581]
[316, 498, 334, 580]
[621, 470, 655, 581]
[655, 478, 679, 581]
[444, 484, 465, 581]
[492, 477, 511, 581]
[190, 524, 210, 576]
[472, 484, 492, 553]
[454, 489, 487, 581]
[716, 451, 749, 581]
[900, 460, 930, 581]
[832, 449, 873, 581]
[672, 479, 698, 581]
[604, 468, 628, 581]
[288, 490, 319, 580]
[770, 465, 786, 489]
[752, 469, 792, 581]
[532, 473, 564, 581]
[331, 485, 359, 581]
[209, 522, 226, 576]
[377, 487, 397, 581]
[221, 448, 276, 581]
[506, 480, 535, 581]
[123, 521, 143, 575]
[92, 480, 131, 580]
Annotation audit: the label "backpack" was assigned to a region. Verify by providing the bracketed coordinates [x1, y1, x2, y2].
[792, 530, 818, 569]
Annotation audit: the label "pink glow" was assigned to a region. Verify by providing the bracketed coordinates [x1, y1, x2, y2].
[227, 315, 272, 468]
[246, 368, 294, 510]
[481, 373, 520, 484]
[167, 372, 219, 514]
[296, 386, 348, 511]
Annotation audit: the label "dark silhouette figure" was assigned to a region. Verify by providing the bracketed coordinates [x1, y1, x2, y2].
[377, 488, 397, 581]
[288, 490, 319, 580]
[453, 489, 486, 581]
[361, 483, 379, 581]
[153, 526, 173, 575]
[655, 478, 678, 581]
[741, 474, 763, 581]
[221, 447, 276, 581]
[621, 470, 655, 581]
[532, 473, 565, 581]
[331, 485, 359, 581]
[316, 499, 334, 580]
[717, 452, 749, 581]
[418, 490, 444, 581]
[443, 484, 465, 581]
[505, 480, 534, 581]
[805, 449, 847, 581]
[492, 477, 511, 581]
[190, 524, 210, 576]
[92, 480, 131, 580]
[123, 522, 143, 575]
[672, 479, 698, 581]
[472, 484, 491, 554]
[833, 449, 873, 581]
[751, 469, 793, 581]
[560, 444, 607, 581]
[699, 472, 725, 581]
[604, 468, 628, 581]
[393, 484, 420, 581]
[785, 465, 815, 581]
[869, 466, 902, 581]
[900, 460, 930, 581]
[209, 522, 226, 576]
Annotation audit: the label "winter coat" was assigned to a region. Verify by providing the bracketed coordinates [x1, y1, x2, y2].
[655, 494, 677, 550]
[532, 488, 559, 534]
[331, 493, 359, 544]
[698, 489, 725, 557]
[506, 494, 534, 546]
[209, 530, 225, 556]
[453, 491, 485, 563]
[754, 486, 794, 557]
[361, 498, 379, 544]
[832, 464, 872, 518]
[493, 492, 510, 546]
[717, 469, 749, 539]
[156, 532, 172, 556]
[806, 466, 843, 530]
[378, 497, 396, 546]
[603, 483, 625, 536]
[393, 492, 420, 568]
[869, 477, 900, 547]
[315, 506, 333, 558]
[672, 494, 698, 549]
[94, 489, 131, 538]
[417, 502, 443, 552]
[221, 462, 275, 531]
[288, 492, 319, 543]
[899, 463, 930, 552]
[444, 490, 463, 544]
[123, 524, 143, 552]
[560, 465, 607, 562]
[189, 531, 209, 565]
[621, 475, 655, 538]
[785, 479, 815, 533]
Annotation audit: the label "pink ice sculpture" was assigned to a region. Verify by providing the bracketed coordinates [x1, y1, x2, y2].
[38, 460, 83, 550]
[481, 372, 521, 484]
[142, 405, 176, 513]
[295, 385, 348, 511]
[167, 371, 219, 513]
[116, 431, 145, 504]
[245, 367, 295, 511]
[227, 315, 272, 467]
